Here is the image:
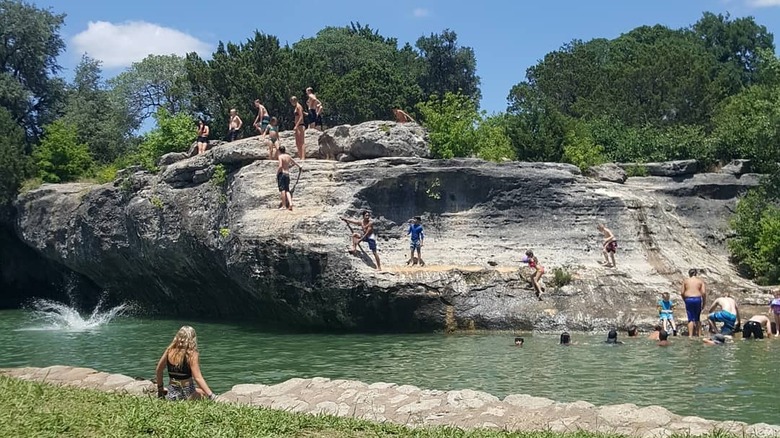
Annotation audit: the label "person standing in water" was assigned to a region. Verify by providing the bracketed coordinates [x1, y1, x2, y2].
[521, 250, 545, 301]
[597, 223, 617, 268]
[276, 146, 301, 211]
[290, 96, 306, 159]
[708, 294, 740, 336]
[155, 326, 216, 401]
[341, 210, 382, 271]
[682, 269, 707, 337]
[196, 119, 209, 155]
[742, 314, 773, 340]
[770, 290, 780, 336]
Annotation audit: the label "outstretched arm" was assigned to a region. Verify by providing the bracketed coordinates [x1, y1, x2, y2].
[155, 350, 167, 397]
[341, 217, 360, 226]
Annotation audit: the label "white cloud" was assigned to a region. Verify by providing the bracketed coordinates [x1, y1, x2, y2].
[72, 21, 211, 68]
[746, 0, 780, 7]
[412, 8, 430, 18]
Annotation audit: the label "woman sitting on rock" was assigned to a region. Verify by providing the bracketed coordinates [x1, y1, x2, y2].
[155, 325, 216, 401]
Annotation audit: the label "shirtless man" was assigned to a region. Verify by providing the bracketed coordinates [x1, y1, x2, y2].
[276, 146, 301, 211]
[708, 294, 740, 336]
[306, 87, 323, 131]
[227, 109, 242, 142]
[290, 96, 306, 160]
[252, 100, 270, 136]
[597, 223, 616, 268]
[682, 269, 707, 337]
[340, 210, 381, 271]
[742, 314, 773, 340]
[392, 108, 416, 124]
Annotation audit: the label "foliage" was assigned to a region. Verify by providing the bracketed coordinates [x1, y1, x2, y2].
[32, 120, 93, 183]
[150, 196, 163, 209]
[0, 0, 67, 139]
[138, 108, 195, 171]
[61, 55, 136, 163]
[110, 54, 193, 127]
[624, 165, 649, 177]
[561, 120, 606, 171]
[426, 178, 441, 200]
[729, 188, 780, 284]
[211, 164, 227, 187]
[475, 115, 516, 162]
[219, 227, 230, 238]
[551, 267, 573, 287]
[416, 29, 481, 103]
[0, 107, 30, 204]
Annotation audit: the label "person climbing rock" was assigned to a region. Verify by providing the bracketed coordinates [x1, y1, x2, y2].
[521, 250, 545, 301]
[742, 314, 772, 340]
[597, 223, 617, 268]
[682, 269, 707, 338]
[276, 146, 301, 211]
[341, 210, 381, 271]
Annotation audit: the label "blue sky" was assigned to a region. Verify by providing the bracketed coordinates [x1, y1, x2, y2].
[32, 0, 780, 114]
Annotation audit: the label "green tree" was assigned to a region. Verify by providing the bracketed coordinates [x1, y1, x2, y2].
[729, 188, 780, 284]
[416, 30, 481, 103]
[474, 115, 516, 162]
[138, 108, 195, 170]
[110, 54, 193, 127]
[505, 83, 569, 162]
[0, 107, 29, 203]
[0, 0, 67, 139]
[33, 120, 93, 183]
[61, 55, 136, 163]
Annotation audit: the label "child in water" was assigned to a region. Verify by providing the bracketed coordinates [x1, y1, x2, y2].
[657, 292, 678, 336]
[770, 290, 780, 336]
[521, 250, 545, 301]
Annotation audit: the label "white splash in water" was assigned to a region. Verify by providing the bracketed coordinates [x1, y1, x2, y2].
[23, 298, 130, 332]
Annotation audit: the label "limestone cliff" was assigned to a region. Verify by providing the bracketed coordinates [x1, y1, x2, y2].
[6, 121, 773, 331]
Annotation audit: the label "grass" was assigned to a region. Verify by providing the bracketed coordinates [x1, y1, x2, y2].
[0, 376, 744, 438]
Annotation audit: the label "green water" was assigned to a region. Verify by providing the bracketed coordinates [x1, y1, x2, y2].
[1, 309, 777, 425]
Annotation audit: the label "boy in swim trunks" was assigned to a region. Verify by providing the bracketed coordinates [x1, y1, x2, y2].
[253, 99, 270, 136]
[227, 109, 242, 142]
[406, 216, 425, 267]
[742, 314, 773, 340]
[341, 210, 381, 271]
[681, 269, 707, 337]
[657, 292, 678, 336]
[708, 294, 740, 336]
[276, 146, 301, 211]
[306, 87, 323, 131]
[597, 223, 616, 268]
[770, 290, 780, 336]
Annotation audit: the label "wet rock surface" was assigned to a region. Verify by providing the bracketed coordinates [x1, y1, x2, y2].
[3, 366, 778, 437]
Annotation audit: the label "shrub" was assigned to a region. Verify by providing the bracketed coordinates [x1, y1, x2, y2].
[562, 121, 607, 171]
[551, 267, 573, 287]
[729, 188, 780, 284]
[211, 164, 227, 187]
[0, 108, 30, 204]
[33, 120, 94, 183]
[138, 108, 195, 171]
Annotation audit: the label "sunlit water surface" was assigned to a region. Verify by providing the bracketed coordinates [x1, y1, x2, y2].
[0, 306, 777, 425]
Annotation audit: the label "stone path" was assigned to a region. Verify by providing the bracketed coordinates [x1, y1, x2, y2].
[2, 366, 779, 437]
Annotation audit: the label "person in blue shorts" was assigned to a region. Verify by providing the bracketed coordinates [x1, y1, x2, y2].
[657, 292, 678, 336]
[341, 210, 381, 271]
[681, 269, 707, 337]
[708, 295, 740, 336]
[406, 216, 425, 267]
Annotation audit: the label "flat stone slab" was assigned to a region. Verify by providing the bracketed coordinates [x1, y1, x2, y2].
[2, 366, 779, 437]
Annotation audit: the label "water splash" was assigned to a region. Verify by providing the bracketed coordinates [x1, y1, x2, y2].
[22, 298, 131, 332]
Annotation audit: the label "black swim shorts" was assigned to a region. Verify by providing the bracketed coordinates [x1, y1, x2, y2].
[742, 320, 764, 340]
[277, 172, 290, 192]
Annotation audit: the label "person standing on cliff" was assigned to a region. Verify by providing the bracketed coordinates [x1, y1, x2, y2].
[276, 146, 301, 211]
[708, 294, 740, 337]
[252, 99, 270, 137]
[290, 96, 306, 159]
[306, 87, 323, 131]
[406, 216, 425, 267]
[227, 109, 242, 142]
[341, 210, 382, 271]
[682, 269, 707, 337]
[597, 223, 617, 268]
[392, 108, 416, 124]
[196, 119, 209, 155]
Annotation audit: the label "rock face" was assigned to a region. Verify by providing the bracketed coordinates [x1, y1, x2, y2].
[4, 366, 779, 437]
[10, 125, 771, 330]
[619, 160, 699, 177]
[318, 120, 430, 161]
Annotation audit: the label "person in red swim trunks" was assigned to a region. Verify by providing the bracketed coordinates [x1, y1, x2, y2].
[597, 223, 617, 268]
[521, 250, 545, 301]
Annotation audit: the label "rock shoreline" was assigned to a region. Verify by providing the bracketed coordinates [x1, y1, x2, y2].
[2, 366, 778, 437]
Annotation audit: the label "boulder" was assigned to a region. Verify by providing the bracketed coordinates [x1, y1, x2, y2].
[318, 120, 429, 161]
[157, 152, 189, 167]
[720, 159, 753, 175]
[586, 163, 627, 183]
[619, 160, 699, 177]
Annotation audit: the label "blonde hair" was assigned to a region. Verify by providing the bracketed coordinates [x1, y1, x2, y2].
[290, 96, 298, 104]
[166, 326, 199, 367]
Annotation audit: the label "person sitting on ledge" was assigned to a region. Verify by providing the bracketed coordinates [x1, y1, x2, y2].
[392, 108, 416, 124]
[155, 325, 216, 401]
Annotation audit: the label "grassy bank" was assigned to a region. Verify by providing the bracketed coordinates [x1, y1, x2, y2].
[0, 376, 735, 438]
